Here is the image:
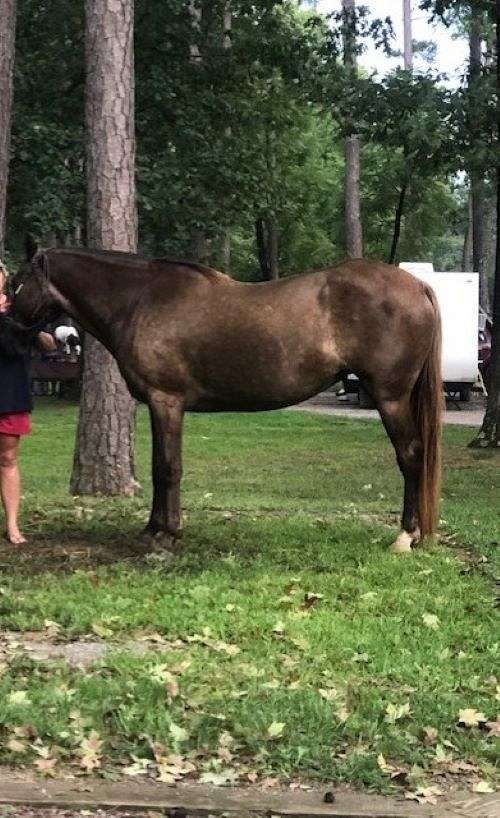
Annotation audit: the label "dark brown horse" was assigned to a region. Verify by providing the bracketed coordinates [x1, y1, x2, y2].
[11, 247, 442, 555]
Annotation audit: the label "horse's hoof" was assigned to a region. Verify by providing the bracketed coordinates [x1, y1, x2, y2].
[390, 531, 414, 554]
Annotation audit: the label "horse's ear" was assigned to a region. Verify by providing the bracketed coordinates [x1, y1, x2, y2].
[25, 234, 39, 262]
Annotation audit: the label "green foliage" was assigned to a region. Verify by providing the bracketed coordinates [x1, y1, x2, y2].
[5, 0, 490, 275]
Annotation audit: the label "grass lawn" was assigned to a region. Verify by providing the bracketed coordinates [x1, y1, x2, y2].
[0, 399, 498, 792]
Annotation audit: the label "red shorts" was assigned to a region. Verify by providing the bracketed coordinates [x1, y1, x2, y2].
[0, 412, 32, 436]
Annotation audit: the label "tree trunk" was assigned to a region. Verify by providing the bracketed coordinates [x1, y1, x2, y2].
[462, 191, 473, 272]
[342, 0, 363, 259]
[470, 0, 500, 448]
[191, 230, 209, 263]
[71, 0, 138, 496]
[0, 0, 16, 257]
[403, 0, 413, 71]
[389, 179, 409, 264]
[256, 216, 279, 280]
[221, 232, 231, 271]
[345, 135, 363, 258]
[469, 12, 489, 311]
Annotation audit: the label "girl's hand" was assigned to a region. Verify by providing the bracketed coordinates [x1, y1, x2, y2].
[0, 293, 9, 313]
[37, 331, 57, 352]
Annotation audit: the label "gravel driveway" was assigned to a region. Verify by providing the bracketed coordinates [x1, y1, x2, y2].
[292, 391, 486, 427]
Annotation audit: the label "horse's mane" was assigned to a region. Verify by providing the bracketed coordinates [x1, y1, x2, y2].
[49, 247, 223, 281]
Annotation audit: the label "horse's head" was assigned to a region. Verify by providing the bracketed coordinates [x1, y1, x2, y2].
[10, 237, 60, 327]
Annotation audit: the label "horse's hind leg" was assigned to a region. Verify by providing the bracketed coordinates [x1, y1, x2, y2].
[145, 390, 184, 552]
[377, 396, 423, 554]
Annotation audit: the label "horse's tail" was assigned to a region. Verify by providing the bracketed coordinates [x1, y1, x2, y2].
[411, 284, 443, 538]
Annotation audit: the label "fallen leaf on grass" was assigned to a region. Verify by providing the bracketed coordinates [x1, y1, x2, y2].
[91, 622, 113, 639]
[385, 702, 411, 723]
[318, 688, 337, 702]
[422, 726, 439, 745]
[472, 781, 495, 794]
[335, 706, 349, 723]
[169, 722, 189, 743]
[351, 652, 370, 663]
[78, 731, 103, 771]
[198, 768, 238, 786]
[405, 786, 443, 805]
[43, 619, 61, 638]
[33, 757, 58, 777]
[485, 717, 500, 737]
[156, 755, 196, 784]
[422, 613, 440, 630]
[6, 739, 27, 753]
[267, 721, 285, 739]
[431, 745, 478, 775]
[458, 709, 487, 727]
[300, 592, 324, 610]
[123, 758, 152, 777]
[377, 754, 407, 782]
[8, 690, 31, 706]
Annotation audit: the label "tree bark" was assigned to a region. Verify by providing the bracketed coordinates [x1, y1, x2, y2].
[389, 179, 409, 264]
[344, 135, 363, 258]
[403, 0, 413, 71]
[256, 216, 279, 280]
[71, 0, 138, 495]
[469, 11, 489, 311]
[470, 0, 500, 448]
[0, 0, 16, 257]
[462, 191, 473, 272]
[342, 0, 363, 259]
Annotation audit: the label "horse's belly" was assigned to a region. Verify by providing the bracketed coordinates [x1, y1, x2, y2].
[186, 343, 342, 412]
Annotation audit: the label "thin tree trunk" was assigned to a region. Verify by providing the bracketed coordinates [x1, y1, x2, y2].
[342, 0, 363, 259]
[268, 218, 279, 280]
[188, 1, 206, 259]
[256, 217, 269, 279]
[389, 179, 409, 265]
[462, 191, 473, 272]
[220, 2, 231, 271]
[469, 12, 489, 311]
[470, 0, 500, 448]
[403, 0, 413, 71]
[256, 217, 278, 280]
[345, 135, 363, 258]
[0, 0, 16, 256]
[71, 0, 138, 496]
[191, 230, 209, 263]
[221, 232, 231, 271]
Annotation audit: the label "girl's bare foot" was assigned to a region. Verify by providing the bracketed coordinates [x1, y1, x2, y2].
[5, 528, 27, 545]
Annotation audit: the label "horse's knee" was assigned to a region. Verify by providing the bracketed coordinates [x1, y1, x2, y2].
[397, 438, 423, 473]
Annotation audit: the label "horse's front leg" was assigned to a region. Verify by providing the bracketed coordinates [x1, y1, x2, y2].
[145, 390, 184, 553]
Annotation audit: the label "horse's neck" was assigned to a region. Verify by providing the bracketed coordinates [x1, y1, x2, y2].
[50, 254, 137, 350]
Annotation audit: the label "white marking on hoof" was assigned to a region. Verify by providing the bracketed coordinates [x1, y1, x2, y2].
[391, 531, 413, 554]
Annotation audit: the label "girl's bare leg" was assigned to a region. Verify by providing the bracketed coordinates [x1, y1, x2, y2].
[0, 434, 26, 544]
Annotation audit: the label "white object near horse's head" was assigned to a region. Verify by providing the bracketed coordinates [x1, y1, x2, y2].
[14, 283, 24, 296]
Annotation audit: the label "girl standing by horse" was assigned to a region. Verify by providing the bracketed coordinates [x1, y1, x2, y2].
[0, 260, 54, 544]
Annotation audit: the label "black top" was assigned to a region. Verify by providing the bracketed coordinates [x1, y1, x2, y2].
[0, 313, 33, 414]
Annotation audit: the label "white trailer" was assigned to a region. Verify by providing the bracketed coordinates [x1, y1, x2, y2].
[399, 263, 479, 399]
